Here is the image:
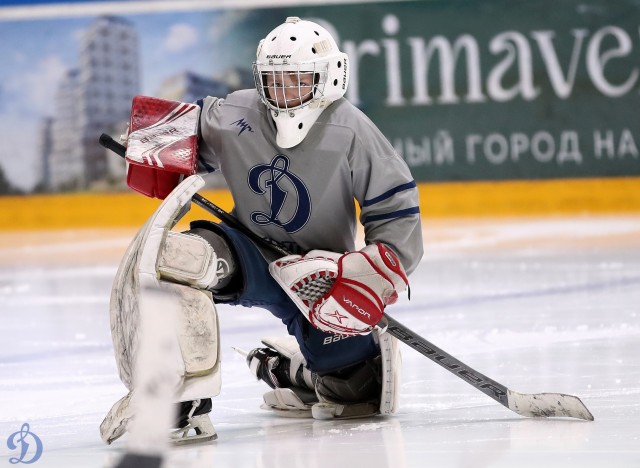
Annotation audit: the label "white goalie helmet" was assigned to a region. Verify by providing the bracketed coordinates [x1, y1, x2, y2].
[253, 17, 349, 148]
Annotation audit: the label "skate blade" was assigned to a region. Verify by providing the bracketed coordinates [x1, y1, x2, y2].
[312, 402, 380, 420]
[260, 403, 313, 418]
[171, 432, 217, 446]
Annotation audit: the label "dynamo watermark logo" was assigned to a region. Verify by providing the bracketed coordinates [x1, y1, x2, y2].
[6, 423, 43, 464]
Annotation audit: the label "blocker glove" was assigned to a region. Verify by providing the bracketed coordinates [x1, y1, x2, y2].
[270, 243, 409, 336]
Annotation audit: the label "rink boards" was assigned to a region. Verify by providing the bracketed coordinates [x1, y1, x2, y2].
[1, 176, 640, 230]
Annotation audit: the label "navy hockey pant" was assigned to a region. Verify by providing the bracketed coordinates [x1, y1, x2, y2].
[211, 223, 379, 375]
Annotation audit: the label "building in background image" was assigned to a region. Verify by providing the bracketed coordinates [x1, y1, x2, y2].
[43, 14, 252, 192]
[47, 15, 139, 191]
[78, 15, 139, 189]
[49, 69, 83, 190]
[36, 117, 54, 192]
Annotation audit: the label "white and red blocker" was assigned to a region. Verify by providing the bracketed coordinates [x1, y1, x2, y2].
[270, 243, 409, 336]
[126, 96, 200, 199]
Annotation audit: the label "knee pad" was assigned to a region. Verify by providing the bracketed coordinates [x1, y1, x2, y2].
[110, 175, 221, 403]
[157, 222, 244, 301]
[157, 229, 236, 290]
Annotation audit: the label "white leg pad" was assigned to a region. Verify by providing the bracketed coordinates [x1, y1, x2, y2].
[110, 175, 207, 389]
[376, 329, 402, 415]
[100, 391, 135, 445]
[103, 175, 221, 444]
[163, 282, 221, 402]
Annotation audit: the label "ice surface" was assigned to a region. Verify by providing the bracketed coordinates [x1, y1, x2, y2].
[1, 216, 639, 468]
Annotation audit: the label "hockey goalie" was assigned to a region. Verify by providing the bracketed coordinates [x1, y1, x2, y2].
[100, 16, 423, 445]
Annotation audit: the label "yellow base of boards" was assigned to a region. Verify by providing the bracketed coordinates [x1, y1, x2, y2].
[420, 176, 640, 217]
[1, 177, 639, 230]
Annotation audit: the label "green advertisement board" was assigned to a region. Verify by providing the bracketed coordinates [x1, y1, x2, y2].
[281, 0, 640, 181]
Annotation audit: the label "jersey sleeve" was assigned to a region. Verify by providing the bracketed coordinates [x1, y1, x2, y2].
[196, 96, 224, 174]
[348, 112, 424, 275]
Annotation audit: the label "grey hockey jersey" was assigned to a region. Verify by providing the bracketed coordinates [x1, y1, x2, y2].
[198, 89, 423, 274]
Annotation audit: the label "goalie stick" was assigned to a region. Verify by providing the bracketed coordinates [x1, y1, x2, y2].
[99, 133, 594, 422]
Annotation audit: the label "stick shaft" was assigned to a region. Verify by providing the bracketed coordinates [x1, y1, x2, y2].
[382, 314, 509, 406]
[191, 194, 290, 257]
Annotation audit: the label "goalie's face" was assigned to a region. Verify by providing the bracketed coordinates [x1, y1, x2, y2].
[263, 71, 315, 110]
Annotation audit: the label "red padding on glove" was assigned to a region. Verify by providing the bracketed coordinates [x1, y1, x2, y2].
[126, 95, 199, 199]
[126, 165, 183, 200]
[334, 279, 385, 327]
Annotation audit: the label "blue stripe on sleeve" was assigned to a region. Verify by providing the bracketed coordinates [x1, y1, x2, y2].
[195, 98, 204, 109]
[362, 181, 417, 207]
[364, 206, 421, 223]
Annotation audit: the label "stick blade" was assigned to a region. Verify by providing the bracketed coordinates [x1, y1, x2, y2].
[507, 390, 594, 421]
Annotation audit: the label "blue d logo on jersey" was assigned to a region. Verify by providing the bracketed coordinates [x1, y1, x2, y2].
[247, 154, 311, 233]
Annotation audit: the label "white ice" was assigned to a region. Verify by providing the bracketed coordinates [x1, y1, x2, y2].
[1, 215, 639, 468]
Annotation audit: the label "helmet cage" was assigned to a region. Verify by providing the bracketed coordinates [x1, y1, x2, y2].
[252, 60, 329, 115]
